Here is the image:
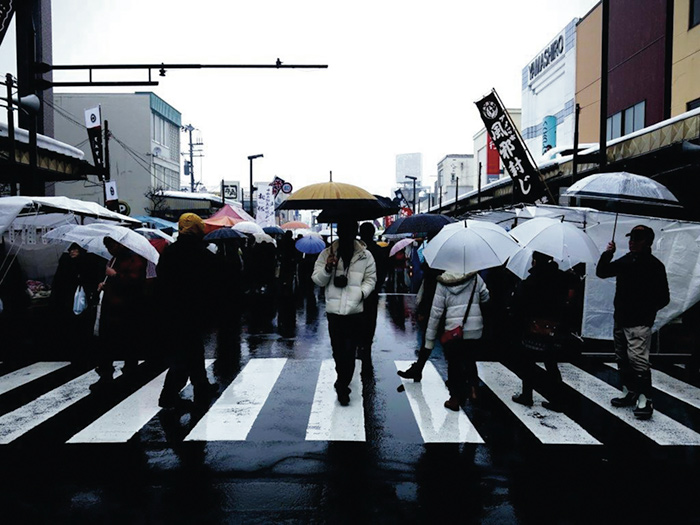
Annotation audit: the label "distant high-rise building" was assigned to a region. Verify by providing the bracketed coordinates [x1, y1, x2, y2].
[395, 153, 423, 185]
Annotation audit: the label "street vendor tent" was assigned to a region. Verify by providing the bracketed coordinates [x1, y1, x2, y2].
[470, 204, 700, 341]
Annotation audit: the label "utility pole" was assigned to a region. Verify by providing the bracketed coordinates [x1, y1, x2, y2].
[182, 123, 203, 192]
[405, 176, 417, 214]
[248, 154, 263, 215]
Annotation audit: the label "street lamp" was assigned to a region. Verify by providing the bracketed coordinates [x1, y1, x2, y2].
[248, 154, 263, 215]
[405, 176, 417, 214]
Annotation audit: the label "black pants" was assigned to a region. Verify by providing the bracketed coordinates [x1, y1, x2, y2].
[160, 330, 209, 401]
[514, 337, 562, 400]
[444, 339, 479, 401]
[327, 313, 363, 394]
[361, 292, 379, 353]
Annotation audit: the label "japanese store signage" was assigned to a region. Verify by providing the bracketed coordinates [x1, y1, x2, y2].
[475, 89, 548, 203]
[528, 32, 565, 84]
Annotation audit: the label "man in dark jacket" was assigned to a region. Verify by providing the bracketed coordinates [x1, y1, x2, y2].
[157, 213, 218, 409]
[596, 224, 670, 420]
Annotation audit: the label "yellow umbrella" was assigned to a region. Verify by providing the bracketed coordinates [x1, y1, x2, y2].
[280, 181, 378, 208]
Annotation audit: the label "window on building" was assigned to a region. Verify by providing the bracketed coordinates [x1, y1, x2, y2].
[607, 101, 645, 140]
[688, 98, 700, 111]
[691, 0, 700, 28]
[151, 114, 170, 148]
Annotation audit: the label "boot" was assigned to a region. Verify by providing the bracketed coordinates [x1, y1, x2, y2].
[611, 386, 638, 407]
[633, 394, 654, 420]
[444, 396, 461, 411]
[397, 347, 432, 382]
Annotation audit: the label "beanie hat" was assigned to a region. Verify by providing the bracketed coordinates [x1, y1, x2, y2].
[178, 213, 205, 237]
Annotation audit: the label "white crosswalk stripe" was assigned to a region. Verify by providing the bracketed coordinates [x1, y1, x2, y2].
[306, 359, 365, 442]
[0, 362, 70, 396]
[5, 360, 700, 446]
[186, 358, 287, 442]
[479, 362, 601, 445]
[396, 361, 484, 443]
[68, 360, 216, 444]
[558, 363, 700, 446]
[0, 362, 125, 445]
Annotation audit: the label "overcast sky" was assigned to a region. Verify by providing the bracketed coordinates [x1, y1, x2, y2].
[0, 0, 599, 197]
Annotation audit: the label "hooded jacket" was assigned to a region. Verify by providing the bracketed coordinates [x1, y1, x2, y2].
[312, 239, 377, 315]
[424, 272, 490, 349]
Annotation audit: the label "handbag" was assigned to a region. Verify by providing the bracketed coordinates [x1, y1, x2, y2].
[440, 278, 477, 345]
[73, 285, 88, 315]
[527, 317, 559, 337]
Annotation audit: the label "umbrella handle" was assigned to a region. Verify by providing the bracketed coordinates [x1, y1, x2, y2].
[612, 213, 618, 243]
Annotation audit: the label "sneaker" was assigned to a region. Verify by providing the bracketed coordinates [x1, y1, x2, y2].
[633, 401, 654, 420]
[397, 362, 423, 382]
[541, 400, 563, 412]
[611, 391, 638, 407]
[512, 393, 533, 407]
[444, 397, 461, 411]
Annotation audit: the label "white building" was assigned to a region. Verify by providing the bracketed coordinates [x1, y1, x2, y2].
[436, 154, 473, 204]
[52, 92, 182, 217]
[521, 19, 579, 164]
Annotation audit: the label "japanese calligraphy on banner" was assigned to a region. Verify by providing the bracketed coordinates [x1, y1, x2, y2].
[256, 186, 276, 227]
[270, 176, 293, 197]
[475, 89, 550, 203]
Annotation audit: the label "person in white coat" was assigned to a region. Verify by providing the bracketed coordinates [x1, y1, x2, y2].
[313, 220, 377, 406]
[423, 271, 490, 410]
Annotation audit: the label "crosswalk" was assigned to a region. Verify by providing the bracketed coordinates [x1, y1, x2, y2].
[2, 358, 700, 447]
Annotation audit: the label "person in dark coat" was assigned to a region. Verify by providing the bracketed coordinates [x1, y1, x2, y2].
[596, 224, 670, 419]
[91, 237, 147, 391]
[157, 213, 218, 409]
[358, 222, 389, 367]
[511, 251, 575, 412]
[49, 243, 103, 357]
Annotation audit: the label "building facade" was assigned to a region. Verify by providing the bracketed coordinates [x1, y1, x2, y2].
[52, 92, 181, 217]
[436, 154, 474, 205]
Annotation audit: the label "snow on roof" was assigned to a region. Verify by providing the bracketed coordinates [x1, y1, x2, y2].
[0, 122, 85, 160]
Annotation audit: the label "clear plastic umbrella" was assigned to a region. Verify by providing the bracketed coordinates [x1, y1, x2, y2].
[43, 223, 160, 264]
[562, 172, 681, 207]
[232, 221, 264, 235]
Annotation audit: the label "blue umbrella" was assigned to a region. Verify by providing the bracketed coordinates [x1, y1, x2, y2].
[263, 225, 285, 235]
[295, 235, 326, 254]
[383, 217, 406, 236]
[204, 228, 247, 242]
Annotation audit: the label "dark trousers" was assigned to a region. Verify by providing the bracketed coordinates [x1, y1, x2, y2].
[327, 313, 363, 394]
[361, 292, 379, 353]
[514, 338, 562, 400]
[444, 339, 478, 401]
[160, 330, 209, 401]
[96, 313, 138, 379]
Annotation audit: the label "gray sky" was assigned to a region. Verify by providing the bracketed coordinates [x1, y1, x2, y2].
[0, 0, 599, 197]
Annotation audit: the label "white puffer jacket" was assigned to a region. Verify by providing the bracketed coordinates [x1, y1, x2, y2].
[424, 272, 490, 349]
[312, 239, 377, 315]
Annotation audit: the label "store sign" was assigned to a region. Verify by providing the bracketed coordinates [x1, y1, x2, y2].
[475, 89, 549, 203]
[223, 180, 239, 200]
[84, 106, 104, 170]
[528, 33, 565, 84]
[542, 115, 557, 155]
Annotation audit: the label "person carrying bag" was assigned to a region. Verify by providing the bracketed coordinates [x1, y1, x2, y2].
[422, 271, 490, 411]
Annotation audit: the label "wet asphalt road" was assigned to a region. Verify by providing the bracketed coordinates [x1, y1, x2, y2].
[2, 293, 700, 524]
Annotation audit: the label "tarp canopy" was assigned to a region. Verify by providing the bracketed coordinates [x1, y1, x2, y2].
[0, 196, 140, 236]
[470, 204, 700, 340]
[209, 203, 254, 222]
[131, 215, 178, 232]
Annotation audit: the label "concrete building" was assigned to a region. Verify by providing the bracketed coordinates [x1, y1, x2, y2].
[672, 0, 700, 114]
[521, 19, 579, 163]
[436, 154, 474, 205]
[52, 92, 182, 217]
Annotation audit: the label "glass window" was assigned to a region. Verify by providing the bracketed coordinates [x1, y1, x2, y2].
[691, 0, 700, 28]
[633, 101, 645, 132]
[624, 107, 635, 135]
[688, 98, 700, 111]
[606, 117, 613, 142]
[610, 112, 622, 140]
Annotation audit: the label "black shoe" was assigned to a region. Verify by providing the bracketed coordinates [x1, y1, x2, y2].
[397, 362, 423, 382]
[444, 397, 461, 411]
[337, 391, 350, 406]
[512, 393, 533, 407]
[541, 400, 563, 412]
[611, 391, 638, 407]
[194, 382, 218, 404]
[89, 378, 111, 393]
[158, 395, 191, 410]
[633, 401, 654, 420]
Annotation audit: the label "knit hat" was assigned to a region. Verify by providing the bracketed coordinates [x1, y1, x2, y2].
[178, 213, 205, 237]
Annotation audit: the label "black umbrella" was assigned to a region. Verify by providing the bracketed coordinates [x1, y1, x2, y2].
[263, 226, 285, 235]
[203, 228, 247, 242]
[383, 217, 406, 235]
[395, 213, 456, 236]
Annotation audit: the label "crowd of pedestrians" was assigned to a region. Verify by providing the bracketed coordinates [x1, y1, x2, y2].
[2, 211, 672, 420]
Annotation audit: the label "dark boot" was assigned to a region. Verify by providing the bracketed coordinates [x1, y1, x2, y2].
[444, 396, 461, 411]
[611, 386, 638, 407]
[397, 347, 432, 382]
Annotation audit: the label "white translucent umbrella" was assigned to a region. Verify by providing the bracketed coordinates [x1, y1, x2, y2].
[233, 221, 264, 234]
[505, 246, 573, 280]
[43, 223, 160, 264]
[423, 220, 521, 274]
[509, 217, 599, 267]
[135, 227, 175, 243]
[253, 232, 277, 246]
[562, 172, 680, 207]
